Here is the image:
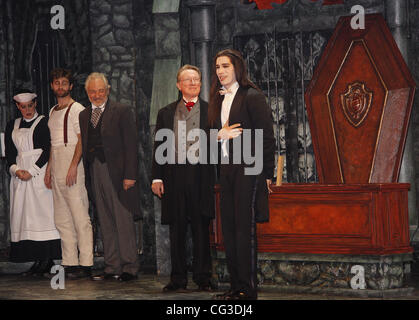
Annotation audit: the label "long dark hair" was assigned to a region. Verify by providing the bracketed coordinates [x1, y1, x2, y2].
[208, 49, 258, 127]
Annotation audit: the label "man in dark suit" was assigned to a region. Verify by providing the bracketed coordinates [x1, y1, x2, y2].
[79, 72, 140, 282]
[208, 49, 276, 300]
[151, 65, 215, 292]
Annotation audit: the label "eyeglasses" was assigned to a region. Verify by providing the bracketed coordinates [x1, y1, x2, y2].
[179, 78, 201, 84]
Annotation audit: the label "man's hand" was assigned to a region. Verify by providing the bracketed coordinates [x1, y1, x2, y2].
[217, 123, 243, 140]
[16, 170, 32, 181]
[123, 179, 136, 191]
[151, 181, 164, 198]
[44, 169, 52, 189]
[266, 179, 273, 194]
[66, 164, 78, 186]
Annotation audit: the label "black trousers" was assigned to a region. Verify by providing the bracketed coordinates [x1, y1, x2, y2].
[169, 164, 212, 287]
[219, 164, 258, 298]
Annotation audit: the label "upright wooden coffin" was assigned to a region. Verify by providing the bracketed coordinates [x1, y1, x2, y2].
[305, 13, 416, 184]
[212, 14, 415, 256]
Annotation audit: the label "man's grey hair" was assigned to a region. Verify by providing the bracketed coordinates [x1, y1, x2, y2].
[85, 72, 110, 90]
[177, 64, 201, 82]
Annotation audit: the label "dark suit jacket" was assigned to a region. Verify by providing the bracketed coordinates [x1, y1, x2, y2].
[79, 100, 141, 220]
[151, 98, 215, 225]
[215, 86, 275, 223]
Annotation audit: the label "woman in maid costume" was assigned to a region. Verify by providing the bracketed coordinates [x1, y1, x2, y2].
[5, 89, 61, 276]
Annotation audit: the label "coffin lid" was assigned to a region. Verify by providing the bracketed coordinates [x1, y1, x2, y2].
[305, 13, 416, 184]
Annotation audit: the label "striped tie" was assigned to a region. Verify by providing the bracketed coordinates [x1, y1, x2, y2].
[91, 108, 102, 128]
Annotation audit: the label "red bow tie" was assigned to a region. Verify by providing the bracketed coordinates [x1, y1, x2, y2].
[184, 100, 195, 111]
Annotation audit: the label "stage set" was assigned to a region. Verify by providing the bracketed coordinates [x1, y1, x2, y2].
[210, 13, 416, 297]
[0, 0, 419, 300]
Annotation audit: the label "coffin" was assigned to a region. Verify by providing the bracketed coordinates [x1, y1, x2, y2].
[211, 14, 415, 257]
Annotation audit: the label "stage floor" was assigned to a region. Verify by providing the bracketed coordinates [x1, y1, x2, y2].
[0, 272, 419, 300]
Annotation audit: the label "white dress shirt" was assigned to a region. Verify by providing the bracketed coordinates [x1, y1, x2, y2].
[220, 82, 240, 156]
[92, 101, 106, 112]
[220, 82, 240, 127]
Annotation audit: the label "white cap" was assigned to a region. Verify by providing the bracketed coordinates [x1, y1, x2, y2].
[13, 92, 37, 103]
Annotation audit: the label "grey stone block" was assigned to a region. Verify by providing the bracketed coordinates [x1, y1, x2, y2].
[97, 32, 116, 46]
[97, 24, 112, 39]
[152, 0, 180, 14]
[107, 46, 128, 55]
[93, 14, 109, 28]
[113, 14, 130, 28]
[115, 29, 134, 46]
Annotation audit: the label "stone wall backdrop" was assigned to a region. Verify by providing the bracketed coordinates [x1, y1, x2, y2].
[0, 0, 92, 255]
[89, 0, 157, 271]
[132, 0, 156, 273]
[0, 0, 158, 272]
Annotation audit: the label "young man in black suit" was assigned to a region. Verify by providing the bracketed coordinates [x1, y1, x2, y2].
[208, 49, 276, 300]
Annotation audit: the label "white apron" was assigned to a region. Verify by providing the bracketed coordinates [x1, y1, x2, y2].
[9, 116, 60, 242]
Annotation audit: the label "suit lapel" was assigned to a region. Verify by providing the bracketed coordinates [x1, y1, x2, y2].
[227, 86, 247, 126]
[165, 101, 178, 131]
[80, 106, 92, 150]
[199, 98, 207, 130]
[101, 100, 114, 135]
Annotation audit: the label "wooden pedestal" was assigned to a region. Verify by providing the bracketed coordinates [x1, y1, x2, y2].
[211, 183, 413, 255]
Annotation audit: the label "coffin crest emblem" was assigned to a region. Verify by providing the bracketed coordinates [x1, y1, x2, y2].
[340, 82, 373, 127]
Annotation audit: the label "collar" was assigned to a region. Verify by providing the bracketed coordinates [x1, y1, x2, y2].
[221, 82, 240, 96]
[92, 101, 107, 110]
[182, 96, 199, 104]
[23, 112, 39, 122]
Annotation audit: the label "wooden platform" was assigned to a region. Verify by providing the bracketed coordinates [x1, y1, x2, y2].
[212, 183, 413, 255]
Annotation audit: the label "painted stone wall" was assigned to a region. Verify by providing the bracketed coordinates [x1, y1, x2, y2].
[89, 0, 156, 272]
[132, 0, 157, 273]
[0, 0, 93, 253]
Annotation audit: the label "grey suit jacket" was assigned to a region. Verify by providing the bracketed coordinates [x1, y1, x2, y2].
[151, 98, 215, 225]
[79, 100, 141, 220]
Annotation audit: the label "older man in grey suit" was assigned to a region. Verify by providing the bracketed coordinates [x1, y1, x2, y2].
[79, 72, 140, 282]
[151, 65, 215, 292]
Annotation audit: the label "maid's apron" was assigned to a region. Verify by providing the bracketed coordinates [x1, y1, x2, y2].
[9, 116, 60, 242]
